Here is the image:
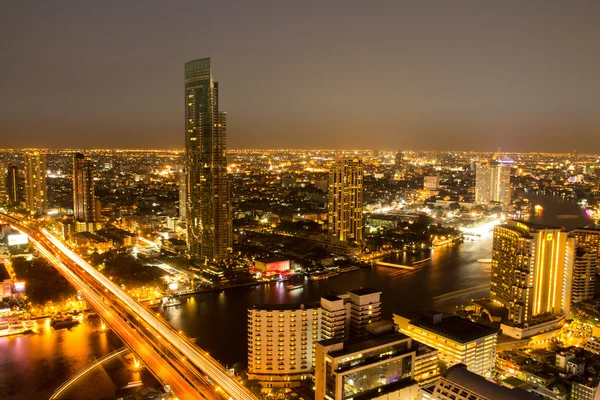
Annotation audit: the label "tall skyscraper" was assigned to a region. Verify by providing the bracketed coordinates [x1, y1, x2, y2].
[0, 164, 6, 207]
[490, 220, 573, 325]
[475, 160, 511, 206]
[72, 153, 96, 222]
[395, 150, 404, 179]
[184, 58, 232, 265]
[6, 163, 20, 207]
[23, 152, 47, 215]
[328, 158, 364, 242]
[178, 170, 187, 221]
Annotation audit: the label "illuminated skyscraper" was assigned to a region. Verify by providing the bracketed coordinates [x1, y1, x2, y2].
[23, 152, 47, 215]
[475, 160, 511, 206]
[6, 163, 20, 206]
[72, 153, 96, 222]
[490, 221, 572, 325]
[0, 164, 6, 207]
[184, 58, 232, 265]
[328, 158, 363, 242]
[178, 170, 186, 221]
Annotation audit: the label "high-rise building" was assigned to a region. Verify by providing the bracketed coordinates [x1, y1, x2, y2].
[315, 323, 429, 400]
[6, 163, 20, 207]
[184, 57, 232, 265]
[178, 170, 186, 221]
[475, 161, 511, 206]
[568, 228, 600, 304]
[490, 220, 572, 326]
[394, 312, 497, 378]
[72, 153, 96, 222]
[247, 303, 321, 388]
[0, 164, 6, 207]
[328, 158, 363, 243]
[395, 150, 404, 179]
[23, 152, 47, 215]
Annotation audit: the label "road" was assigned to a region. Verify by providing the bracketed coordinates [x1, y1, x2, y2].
[1, 214, 256, 400]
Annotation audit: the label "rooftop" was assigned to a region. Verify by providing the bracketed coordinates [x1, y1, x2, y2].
[255, 256, 289, 263]
[348, 287, 381, 296]
[444, 364, 538, 400]
[411, 313, 497, 343]
[250, 302, 320, 311]
[323, 331, 410, 358]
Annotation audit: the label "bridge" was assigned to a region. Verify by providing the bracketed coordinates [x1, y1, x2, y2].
[0, 213, 257, 400]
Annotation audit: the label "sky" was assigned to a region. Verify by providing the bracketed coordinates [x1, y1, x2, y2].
[1, 1, 599, 152]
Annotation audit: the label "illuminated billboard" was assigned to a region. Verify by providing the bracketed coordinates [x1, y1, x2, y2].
[7, 233, 28, 247]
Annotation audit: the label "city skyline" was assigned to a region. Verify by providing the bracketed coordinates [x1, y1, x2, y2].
[1, 1, 599, 151]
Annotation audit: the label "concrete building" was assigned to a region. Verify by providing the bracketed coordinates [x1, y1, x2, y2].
[475, 161, 511, 206]
[490, 220, 573, 326]
[328, 158, 364, 243]
[315, 324, 430, 400]
[421, 364, 537, 400]
[23, 152, 47, 215]
[184, 57, 232, 265]
[394, 312, 497, 378]
[247, 303, 321, 388]
[348, 288, 382, 337]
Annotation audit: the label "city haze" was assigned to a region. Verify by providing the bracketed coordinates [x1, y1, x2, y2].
[1, 1, 599, 151]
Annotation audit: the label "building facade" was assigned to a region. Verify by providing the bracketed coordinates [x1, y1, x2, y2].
[23, 152, 47, 215]
[6, 163, 20, 207]
[247, 304, 320, 388]
[490, 220, 573, 325]
[184, 57, 232, 265]
[328, 158, 363, 243]
[315, 327, 424, 400]
[72, 153, 96, 222]
[394, 313, 497, 378]
[569, 228, 600, 304]
[475, 161, 511, 206]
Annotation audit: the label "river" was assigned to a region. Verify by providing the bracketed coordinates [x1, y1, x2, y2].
[0, 194, 595, 399]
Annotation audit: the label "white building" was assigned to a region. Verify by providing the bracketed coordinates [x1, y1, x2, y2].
[475, 160, 511, 206]
[247, 303, 320, 388]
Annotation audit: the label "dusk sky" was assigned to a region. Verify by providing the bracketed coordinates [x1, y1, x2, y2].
[1, 1, 599, 152]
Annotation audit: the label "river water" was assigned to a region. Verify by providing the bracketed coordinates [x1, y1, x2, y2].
[0, 194, 595, 399]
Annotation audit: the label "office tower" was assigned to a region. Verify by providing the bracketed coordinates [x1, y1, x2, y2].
[6, 163, 20, 206]
[421, 364, 537, 400]
[475, 160, 511, 206]
[568, 228, 600, 304]
[394, 312, 497, 378]
[178, 170, 186, 220]
[490, 221, 572, 326]
[23, 152, 47, 215]
[184, 57, 232, 265]
[247, 304, 320, 388]
[72, 153, 96, 222]
[327, 158, 363, 242]
[315, 323, 426, 400]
